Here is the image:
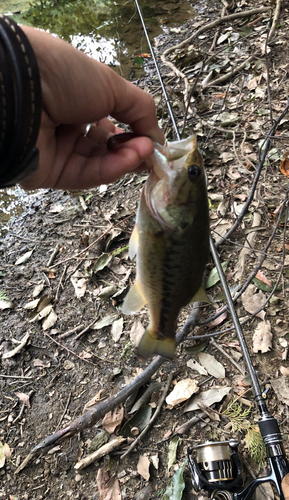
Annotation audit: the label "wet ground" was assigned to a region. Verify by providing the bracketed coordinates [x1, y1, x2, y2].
[1, 0, 289, 499]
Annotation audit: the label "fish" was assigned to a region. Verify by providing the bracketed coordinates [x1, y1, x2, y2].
[121, 134, 210, 359]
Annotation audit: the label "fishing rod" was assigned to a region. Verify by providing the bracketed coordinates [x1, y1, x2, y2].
[133, 1, 289, 498]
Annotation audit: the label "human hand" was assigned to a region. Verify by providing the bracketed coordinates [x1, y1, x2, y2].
[20, 26, 163, 190]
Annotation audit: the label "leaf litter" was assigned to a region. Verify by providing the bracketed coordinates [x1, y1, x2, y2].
[1, 1, 289, 498]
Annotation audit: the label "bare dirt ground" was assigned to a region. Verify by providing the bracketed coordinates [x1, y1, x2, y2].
[1, 1, 289, 499]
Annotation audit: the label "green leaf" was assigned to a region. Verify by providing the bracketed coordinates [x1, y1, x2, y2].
[185, 339, 208, 354]
[205, 260, 229, 289]
[252, 278, 272, 292]
[134, 56, 144, 66]
[120, 405, 152, 438]
[93, 253, 112, 273]
[167, 437, 181, 471]
[162, 460, 187, 500]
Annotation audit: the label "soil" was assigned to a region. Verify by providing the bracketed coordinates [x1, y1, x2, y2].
[1, 1, 289, 499]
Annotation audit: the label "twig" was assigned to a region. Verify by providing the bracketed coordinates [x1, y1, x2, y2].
[58, 323, 85, 340]
[44, 332, 97, 366]
[216, 98, 289, 247]
[204, 55, 256, 88]
[54, 264, 67, 302]
[120, 372, 174, 458]
[73, 315, 99, 342]
[268, 0, 282, 43]
[210, 339, 245, 376]
[2, 333, 30, 360]
[13, 390, 35, 424]
[55, 392, 72, 430]
[74, 437, 126, 470]
[197, 191, 288, 329]
[47, 243, 60, 267]
[174, 412, 207, 435]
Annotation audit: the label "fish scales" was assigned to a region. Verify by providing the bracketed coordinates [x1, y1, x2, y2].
[121, 134, 210, 359]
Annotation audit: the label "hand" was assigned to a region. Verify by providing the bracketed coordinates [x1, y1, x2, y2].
[20, 26, 163, 190]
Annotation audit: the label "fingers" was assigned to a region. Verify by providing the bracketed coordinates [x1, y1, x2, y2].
[55, 135, 154, 189]
[22, 26, 163, 144]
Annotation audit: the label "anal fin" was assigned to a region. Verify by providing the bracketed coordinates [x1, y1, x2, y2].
[121, 281, 146, 314]
[191, 285, 211, 304]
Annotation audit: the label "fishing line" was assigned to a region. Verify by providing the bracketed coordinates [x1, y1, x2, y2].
[133, 7, 289, 500]
[133, 0, 264, 403]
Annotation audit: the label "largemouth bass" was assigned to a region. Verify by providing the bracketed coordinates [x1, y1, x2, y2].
[121, 135, 210, 359]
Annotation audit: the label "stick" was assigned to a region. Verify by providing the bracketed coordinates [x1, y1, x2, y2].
[120, 372, 174, 458]
[268, 0, 282, 43]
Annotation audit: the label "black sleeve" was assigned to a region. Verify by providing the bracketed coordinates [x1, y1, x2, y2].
[0, 15, 42, 187]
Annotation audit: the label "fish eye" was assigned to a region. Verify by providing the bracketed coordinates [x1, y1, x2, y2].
[188, 164, 200, 180]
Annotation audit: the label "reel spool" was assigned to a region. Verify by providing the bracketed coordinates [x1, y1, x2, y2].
[188, 440, 243, 497]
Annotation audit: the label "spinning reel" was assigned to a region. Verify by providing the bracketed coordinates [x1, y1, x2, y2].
[188, 413, 289, 500]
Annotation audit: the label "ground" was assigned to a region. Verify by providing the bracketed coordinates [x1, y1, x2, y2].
[1, 1, 289, 499]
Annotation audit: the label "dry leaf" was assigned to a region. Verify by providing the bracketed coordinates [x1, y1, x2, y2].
[71, 272, 87, 298]
[32, 282, 45, 297]
[280, 366, 289, 376]
[130, 320, 145, 347]
[280, 154, 289, 176]
[96, 466, 121, 500]
[14, 392, 31, 408]
[198, 353, 225, 378]
[0, 442, 5, 468]
[15, 249, 34, 265]
[166, 379, 199, 408]
[92, 314, 119, 330]
[185, 386, 231, 412]
[111, 318, 124, 342]
[42, 309, 57, 330]
[102, 405, 124, 434]
[23, 298, 41, 310]
[241, 284, 266, 320]
[187, 358, 208, 376]
[137, 455, 150, 481]
[151, 454, 159, 470]
[252, 320, 272, 353]
[271, 377, 289, 405]
[256, 270, 272, 288]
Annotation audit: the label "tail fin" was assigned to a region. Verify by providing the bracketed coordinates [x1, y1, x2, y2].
[137, 329, 175, 359]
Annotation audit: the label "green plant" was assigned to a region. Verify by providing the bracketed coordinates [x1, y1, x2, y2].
[223, 401, 251, 433]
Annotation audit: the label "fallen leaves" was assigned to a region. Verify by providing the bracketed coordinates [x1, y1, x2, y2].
[252, 320, 272, 353]
[241, 284, 266, 320]
[96, 466, 122, 500]
[137, 455, 150, 481]
[166, 379, 199, 408]
[185, 386, 231, 412]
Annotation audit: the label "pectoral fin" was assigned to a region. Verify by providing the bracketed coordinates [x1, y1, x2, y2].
[129, 224, 139, 260]
[137, 329, 175, 359]
[191, 286, 211, 304]
[121, 281, 146, 314]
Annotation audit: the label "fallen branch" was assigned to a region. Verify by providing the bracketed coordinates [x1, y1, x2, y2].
[14, 304, 200, 474]
[268, 0, 282, 43]
[162, 7, 271, 60]
[216, 98, 289, 247]
[74, 436, 126, 470]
